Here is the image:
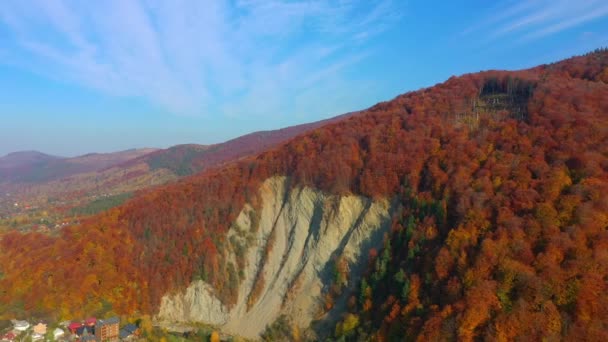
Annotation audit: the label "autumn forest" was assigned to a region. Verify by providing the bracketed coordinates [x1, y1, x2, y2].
[1, 49, 608, 341]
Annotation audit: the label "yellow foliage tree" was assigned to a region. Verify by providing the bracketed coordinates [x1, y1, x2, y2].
[139, 315, 153, 335]
[335, 313, 360, 337]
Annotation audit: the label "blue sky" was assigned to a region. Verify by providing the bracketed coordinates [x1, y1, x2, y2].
[1, 0, 607, 157]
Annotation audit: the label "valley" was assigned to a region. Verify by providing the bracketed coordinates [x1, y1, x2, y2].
[0, 113, 352, 234]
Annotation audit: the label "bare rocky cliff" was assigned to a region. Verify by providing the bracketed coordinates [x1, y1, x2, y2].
[157, 176, 393, 339]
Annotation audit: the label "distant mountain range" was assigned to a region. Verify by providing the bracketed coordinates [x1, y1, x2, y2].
[0, 111, 355, 211]
[0, 148, 157, 183]
[0, 150, 62, 169]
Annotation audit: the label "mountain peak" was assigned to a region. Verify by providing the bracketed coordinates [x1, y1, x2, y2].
[0, 150, 61, 169]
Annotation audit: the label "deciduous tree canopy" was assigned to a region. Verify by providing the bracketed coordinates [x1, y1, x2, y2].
[1, 49, 607, 340]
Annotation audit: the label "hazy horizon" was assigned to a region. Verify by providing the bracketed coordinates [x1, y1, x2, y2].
[1, 0, 607, 156]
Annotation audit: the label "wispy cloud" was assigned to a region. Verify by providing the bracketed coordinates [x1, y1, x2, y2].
[463, 0, 608, 42]
[0, 0, 402, 117]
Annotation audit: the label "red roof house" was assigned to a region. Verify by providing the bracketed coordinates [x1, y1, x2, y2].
[68, 322, 83, 334]
[1, 332, 16, 341]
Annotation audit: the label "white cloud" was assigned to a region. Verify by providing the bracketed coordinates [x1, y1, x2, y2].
[0, 0, 402, 117]
[523, 4, 608, 39]
[464, 0, 608, 42]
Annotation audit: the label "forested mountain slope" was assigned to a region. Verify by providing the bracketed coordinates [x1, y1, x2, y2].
[0, 113, 353, 224]
[1, 49, 607, 340]
[133, 110, 356, 177]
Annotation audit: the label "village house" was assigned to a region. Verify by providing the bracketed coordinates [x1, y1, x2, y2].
[119, 323, 139, 340]
[69, 322, 83, 334]
[53, 327, 65, 340]
[33, 322, 47, 335]
[11, 320, 29, 332]
[95, 317, 120, 342]
[66, 316, 121, 341]
[32, 323, 46, 341]
[0, 332, 16, 342]
[75, 325, 94, 337]
[85, 317, 97, 327]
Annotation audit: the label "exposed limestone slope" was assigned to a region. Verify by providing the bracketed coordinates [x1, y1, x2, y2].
[157, 176, 392, 338]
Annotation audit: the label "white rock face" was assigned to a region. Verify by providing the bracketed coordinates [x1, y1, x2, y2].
[157, 176, 392, 339]
[158, 281, 229, 325]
